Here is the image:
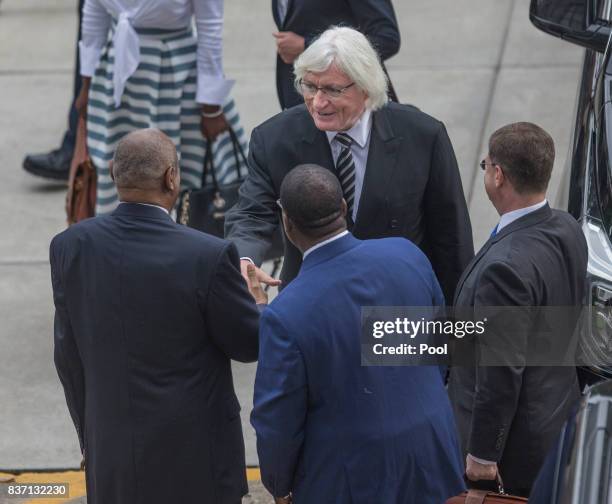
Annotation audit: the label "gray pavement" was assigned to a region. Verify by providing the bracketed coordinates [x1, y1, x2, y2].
[0, 0, 582, 471]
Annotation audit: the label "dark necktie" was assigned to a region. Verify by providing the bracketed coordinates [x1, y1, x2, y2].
[335, 133, 356, 219]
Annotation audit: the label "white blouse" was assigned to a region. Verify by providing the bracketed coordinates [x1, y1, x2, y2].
[79, 0, 233, 107]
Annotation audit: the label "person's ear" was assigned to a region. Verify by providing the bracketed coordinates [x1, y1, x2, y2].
[282, 211, 293, 237]
[494, 165, 504, 188]
[164, 164, 176, 192]
[340, 198, 348, 218]
[109, 160, 115, 182]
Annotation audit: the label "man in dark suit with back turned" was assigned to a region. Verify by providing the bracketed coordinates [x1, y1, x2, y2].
[272, 0, 400, 109]
[50, 128, 260, 504]
[448, 122, 588, 496]
[225, 26, 474, 303]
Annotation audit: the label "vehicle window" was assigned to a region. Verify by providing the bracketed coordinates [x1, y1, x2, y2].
[595, 0, 612, 23]
[533, 0, 586, 30]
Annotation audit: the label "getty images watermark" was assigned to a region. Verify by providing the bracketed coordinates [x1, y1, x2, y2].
[361, 306, 603, 367]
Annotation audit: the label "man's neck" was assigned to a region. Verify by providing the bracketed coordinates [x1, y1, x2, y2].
[301, 228, 348, 257]
[118, 191, 172, 213]
[496, 192, 546, 216]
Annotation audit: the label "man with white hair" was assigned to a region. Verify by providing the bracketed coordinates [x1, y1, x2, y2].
[226, 26, 474, 303]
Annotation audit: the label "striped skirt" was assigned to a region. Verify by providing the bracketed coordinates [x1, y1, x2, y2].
[87, 26, 248, 215]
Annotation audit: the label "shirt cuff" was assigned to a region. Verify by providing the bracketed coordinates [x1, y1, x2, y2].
[79, 41, 104, 77]
[196, 74, 235, 105]
[467, 453, 497, 465]
[240, 257, 254, 264]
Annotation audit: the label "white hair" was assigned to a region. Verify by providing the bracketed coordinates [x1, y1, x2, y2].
[293, 26, 389, 111]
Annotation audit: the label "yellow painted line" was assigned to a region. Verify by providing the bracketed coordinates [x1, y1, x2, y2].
[246, 467, 261, 481]
[0, 470, 86, 503]
[0, 467, 261, 501]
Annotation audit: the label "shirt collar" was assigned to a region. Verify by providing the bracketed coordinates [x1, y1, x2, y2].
[497, 199, 547, 233]
[119, 201, 170, 215]
[303, 230, 350, 260]
[325, 109, 372, 148]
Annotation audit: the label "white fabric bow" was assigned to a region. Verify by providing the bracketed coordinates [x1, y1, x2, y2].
[112, 11, 140, 108]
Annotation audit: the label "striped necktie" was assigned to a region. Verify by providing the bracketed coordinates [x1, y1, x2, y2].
[335, 133, 356, 218]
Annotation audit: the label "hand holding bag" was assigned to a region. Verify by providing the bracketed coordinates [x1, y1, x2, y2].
[65, 116, 96, 225]
[446, 473, 527, 504]
[176, 128, 284, 261]
[176, 127, 245, 237]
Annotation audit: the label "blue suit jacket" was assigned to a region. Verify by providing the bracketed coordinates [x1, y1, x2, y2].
[251, 234, 465, 503]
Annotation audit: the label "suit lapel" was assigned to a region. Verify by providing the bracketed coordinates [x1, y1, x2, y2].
[272, 0, 281, 29]
[453, 237, 496, 304]
[353, 107, 401, 234]
[283, 0, 295, 29]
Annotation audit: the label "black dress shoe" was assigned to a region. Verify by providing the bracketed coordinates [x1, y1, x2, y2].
[23, 148, 72, 181]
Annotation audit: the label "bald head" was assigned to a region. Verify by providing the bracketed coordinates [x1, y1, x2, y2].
[112, 128, 178, 190]
[280, 164, 346, 240]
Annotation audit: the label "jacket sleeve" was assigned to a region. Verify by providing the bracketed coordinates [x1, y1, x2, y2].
[224, 126, 280, 265]
[344, 0, 401, 60]
[468, 261, 532, 462]
[50, 237, 86, 453]
[251, 307, 307, 498]
[424, 123, 474, 304]
[204, 242, 260, 362]
[79, 0, 111, 77]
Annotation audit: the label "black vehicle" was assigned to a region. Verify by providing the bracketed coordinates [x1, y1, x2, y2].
[531, 0, 612, 385]
[528, 379, 612, 504]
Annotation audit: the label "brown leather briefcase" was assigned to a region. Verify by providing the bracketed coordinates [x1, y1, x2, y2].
[446, 473, 528, 504]
[65, 116, 96, 225]
[446, 489, 527, 504]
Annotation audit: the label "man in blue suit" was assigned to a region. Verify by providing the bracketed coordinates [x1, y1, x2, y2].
[250, 164, 465, 504]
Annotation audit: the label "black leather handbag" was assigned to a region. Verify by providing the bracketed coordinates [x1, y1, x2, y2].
[176, 128, 284, 262]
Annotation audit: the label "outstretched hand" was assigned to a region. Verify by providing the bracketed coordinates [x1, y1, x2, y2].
[241, 260, 281, 304]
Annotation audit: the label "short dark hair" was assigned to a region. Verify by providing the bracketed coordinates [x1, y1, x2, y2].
[279, 164, 344, 238]
[488, 122, 555, 194]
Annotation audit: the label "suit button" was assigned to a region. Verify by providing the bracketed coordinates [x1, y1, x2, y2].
[390, 218, 399, 229]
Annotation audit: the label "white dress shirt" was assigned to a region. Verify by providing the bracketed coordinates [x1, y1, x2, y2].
[79, 0, 233, 107]
[302, 230, 349, 260]
[496, 199, 547, 234]
[325, 109, 373, 222]
[120, 202, 169, 214]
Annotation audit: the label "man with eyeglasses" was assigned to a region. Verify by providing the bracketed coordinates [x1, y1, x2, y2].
[448, 122, 587, 497]
[225, 26, 474, 303]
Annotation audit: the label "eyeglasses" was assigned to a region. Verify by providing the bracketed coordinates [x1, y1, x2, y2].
[299, 80, 355, 99]
[480, 159, 499, 171]
[276, 198, 283, 209]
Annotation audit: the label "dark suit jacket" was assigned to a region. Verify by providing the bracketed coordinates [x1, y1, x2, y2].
[50, 203, 260, 504]
[251, 234, 466, 503]
[272, 0, 400, 109]
[448, 204, 587, 492]
[225, 103, 474, 303]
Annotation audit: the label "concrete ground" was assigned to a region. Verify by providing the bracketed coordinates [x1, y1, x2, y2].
[0, 0, 582, 477]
